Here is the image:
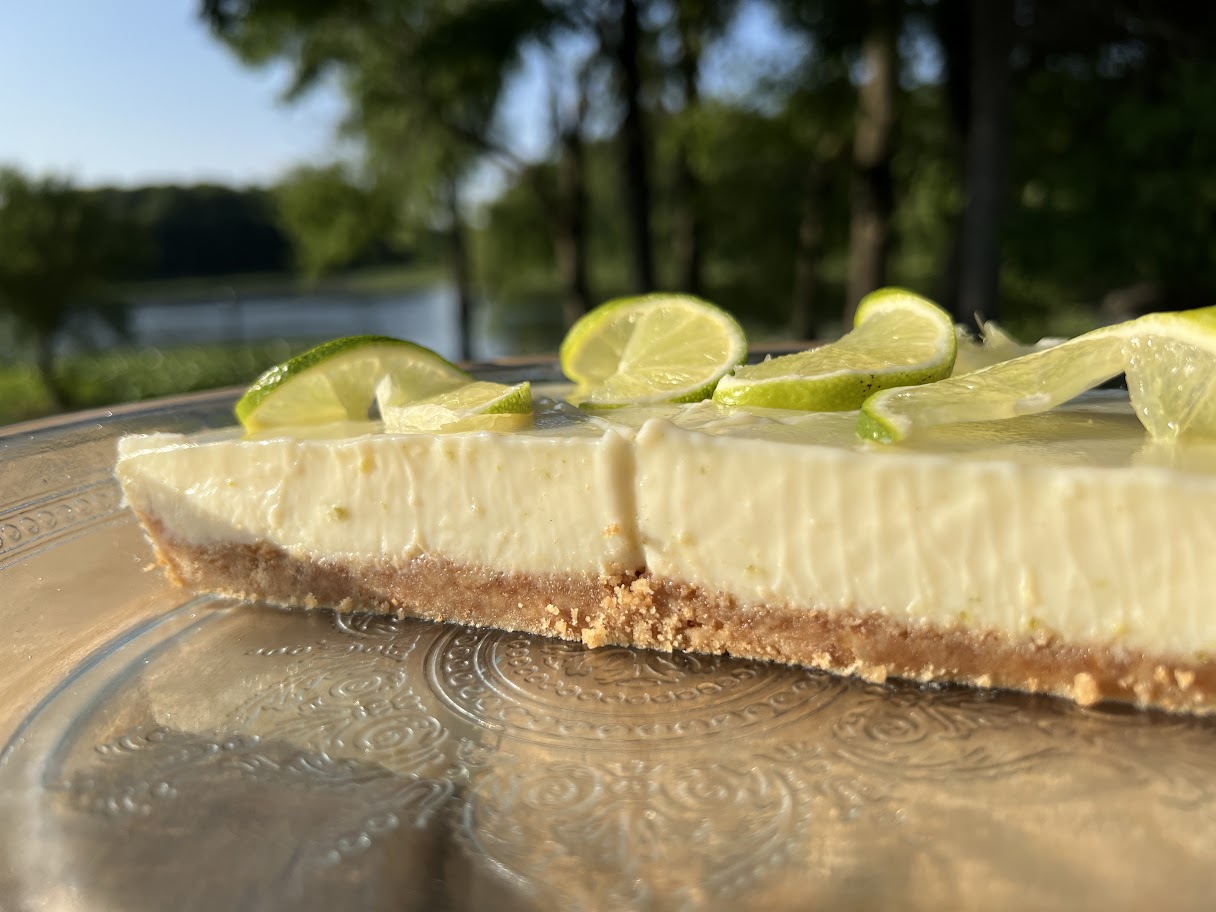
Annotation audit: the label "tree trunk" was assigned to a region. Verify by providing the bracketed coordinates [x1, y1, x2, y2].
[445, 182, 474, 362]
[672, 12, 703, 296]
[791, 158, 827, 340]
[616, 0, 656, 292]
[845, 0, 899, 325]
[556, 117, 592, 328]
[34, 329, 69, 411]
[933, 0, 970, 316]
[956, 0, 1014, 322]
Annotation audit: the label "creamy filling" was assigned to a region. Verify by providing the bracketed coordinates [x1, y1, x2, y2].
[117, 392, 1216, 657]
[118, 404, 641, 576]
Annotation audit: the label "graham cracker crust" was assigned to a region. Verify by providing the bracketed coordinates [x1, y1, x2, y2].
[140, 514, 1216, 715]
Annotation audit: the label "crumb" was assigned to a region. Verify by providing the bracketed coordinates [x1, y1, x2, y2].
[603, 522, 621, 537]
[1073, 672, 1100, 705]
[581, 615, 609, 649]
[545, 603, 560, 616]
[865, 664, 889, 684]
[1175, 669, 1196, 690]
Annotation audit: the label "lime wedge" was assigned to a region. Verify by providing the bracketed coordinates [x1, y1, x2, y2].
[560, 294, 747, 406]
[377, 378, 533, 433]
[858, 306, 1216, 443]
[712, 287, 955, 410]
[235, 335, 469, 431]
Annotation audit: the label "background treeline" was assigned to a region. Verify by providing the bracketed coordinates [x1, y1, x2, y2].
[91, 184, 291, 279]
[197, 0, 1216, 345]
[87, 182, 421, 281]
[4, 0, 1216, 421]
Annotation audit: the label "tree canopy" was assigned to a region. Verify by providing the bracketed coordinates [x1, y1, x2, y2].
[0, 169, 141, 406]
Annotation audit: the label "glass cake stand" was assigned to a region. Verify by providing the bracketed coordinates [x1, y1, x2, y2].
[2, 377, 1215, 912]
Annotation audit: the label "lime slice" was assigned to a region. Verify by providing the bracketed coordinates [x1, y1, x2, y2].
[712, 287, 955, 410]
[858, 306, 1216, 443]
[235, 335, 469, 430]
[560, 294, 747, 406]
[377, 378, 533, 433]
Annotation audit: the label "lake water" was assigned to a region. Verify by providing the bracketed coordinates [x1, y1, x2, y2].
[61, 284, 513, 362]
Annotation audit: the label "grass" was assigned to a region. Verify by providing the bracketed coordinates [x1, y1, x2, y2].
[0, 339, 313, 426]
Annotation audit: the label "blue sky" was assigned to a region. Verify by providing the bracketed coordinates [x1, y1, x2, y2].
[0, 0, 805, 189]
[0, 0, 345, 186]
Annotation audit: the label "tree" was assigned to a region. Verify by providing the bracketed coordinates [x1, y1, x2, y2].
[202, 0, 558, 360]
[613, 0, 656, 292]
[844, 0, 900, 323]
[549, 61, 594, 324]
[989, 1, 1216, 327]
[273, 164, 396, 280]
[0, 170, 139, 408]
[92, 183, 290, 279]
[666, 0, 739, 296]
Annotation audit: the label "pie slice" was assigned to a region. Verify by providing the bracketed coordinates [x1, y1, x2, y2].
[117, 392, 1216, 714]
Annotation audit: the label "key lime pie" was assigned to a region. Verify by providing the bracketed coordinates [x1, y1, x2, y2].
[117, 290, 1216, 713]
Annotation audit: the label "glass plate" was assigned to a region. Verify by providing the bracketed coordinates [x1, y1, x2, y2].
[2, 383, 1215, 911]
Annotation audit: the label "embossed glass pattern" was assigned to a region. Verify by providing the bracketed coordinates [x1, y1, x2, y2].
[2, 386, 1216, 911]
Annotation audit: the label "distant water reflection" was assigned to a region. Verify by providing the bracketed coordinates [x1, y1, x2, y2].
[64, 284, 513, 362]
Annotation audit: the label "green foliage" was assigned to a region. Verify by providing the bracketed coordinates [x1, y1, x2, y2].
[679, 100, 835, 326]
[0, 169, 147, 407]
[91, 183, 289, 279]
[0, 169, 139, 340]
[978, 8, 1216, 332]
[888, 84, 961, 293]
[273, 164, 397, 279]
[205, 0, 556, 216]
[0, 340, 304, 425]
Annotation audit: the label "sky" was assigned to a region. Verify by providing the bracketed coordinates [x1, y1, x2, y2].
[0, 1, 806, 191]
[0, 0, 346, 186]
